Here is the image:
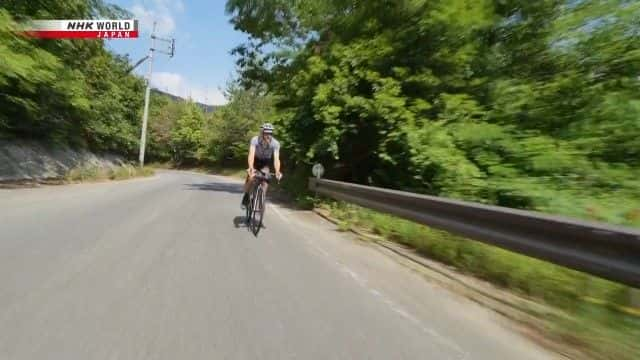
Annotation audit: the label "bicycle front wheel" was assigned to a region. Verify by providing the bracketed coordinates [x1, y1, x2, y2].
[251, 185, 266, 235]
[245, 192, 252, 225]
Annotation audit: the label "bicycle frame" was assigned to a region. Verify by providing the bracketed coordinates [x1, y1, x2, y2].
[245, 170, 273, 235]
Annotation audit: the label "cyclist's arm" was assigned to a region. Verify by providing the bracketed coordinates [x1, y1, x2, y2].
[248, 143, 256, 174]
[273, 148, 281, 177]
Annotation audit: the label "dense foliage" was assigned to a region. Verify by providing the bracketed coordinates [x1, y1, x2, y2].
[226, 0, 640, 226]
[0, 1, 144, 156]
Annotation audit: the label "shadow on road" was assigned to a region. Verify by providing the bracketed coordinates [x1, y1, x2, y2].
[233, 215, 268, 231]
[233, 216, 247, 228]
[184, 181, 244, 194]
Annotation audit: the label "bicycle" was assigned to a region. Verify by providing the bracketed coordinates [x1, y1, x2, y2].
[245, 170, 279, 236]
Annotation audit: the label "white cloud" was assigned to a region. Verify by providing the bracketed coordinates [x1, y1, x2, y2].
[131, 5, 174, 36]
[154, 0, 184, 12]
[151, 72, 228, 106]
[131, 0, 184, 36]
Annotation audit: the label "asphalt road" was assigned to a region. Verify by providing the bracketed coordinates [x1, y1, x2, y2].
[0, 170, 558, 359]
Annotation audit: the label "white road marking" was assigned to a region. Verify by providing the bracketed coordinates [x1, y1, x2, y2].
[276, 203, 468, 359]
[270, 204, 291, 224]
[311, 241, 469, 359]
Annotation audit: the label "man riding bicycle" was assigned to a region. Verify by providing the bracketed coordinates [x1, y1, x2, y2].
[241, 123, 282, 209]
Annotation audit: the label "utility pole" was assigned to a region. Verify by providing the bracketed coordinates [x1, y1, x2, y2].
[137, 22, 175, 167]
[138, 22, 156, 167]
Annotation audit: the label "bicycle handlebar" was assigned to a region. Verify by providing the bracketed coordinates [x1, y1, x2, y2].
[252, 170, 281, 183]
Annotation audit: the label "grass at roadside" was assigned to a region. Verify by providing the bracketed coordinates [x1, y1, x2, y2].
[65, 164, 154, 183]
[319, 201, 640, 360]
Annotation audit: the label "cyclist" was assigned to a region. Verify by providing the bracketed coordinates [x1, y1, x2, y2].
[241, 123, 282, 209]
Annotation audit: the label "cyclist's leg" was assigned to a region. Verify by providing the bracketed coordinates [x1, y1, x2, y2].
[241, 174, 248, 198]
[259, 165, 271, 194]
[253, 158, 269, 190]
[241, 177, 251, 207]
[243, 174, 251, 193]
[242, 157, 262, 207]
[244, 159, 260, 193]
[240, 176, 248, 206]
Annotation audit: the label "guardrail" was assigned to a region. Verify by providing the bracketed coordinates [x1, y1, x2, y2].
[309, 178, 640, 288]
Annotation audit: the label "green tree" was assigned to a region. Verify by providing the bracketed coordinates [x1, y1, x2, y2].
[1, 1, 144, 156]
[203, 84, 273, 165]
[146, 92, 180, 161]
[170, 102, 206, 164]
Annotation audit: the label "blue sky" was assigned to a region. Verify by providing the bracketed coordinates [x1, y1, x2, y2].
[107, 0, 249, 105]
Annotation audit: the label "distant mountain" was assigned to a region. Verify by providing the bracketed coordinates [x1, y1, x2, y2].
[151, 89, 220, 113]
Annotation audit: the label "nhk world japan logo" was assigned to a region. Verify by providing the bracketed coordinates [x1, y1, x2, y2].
[23, 20, 139, 39]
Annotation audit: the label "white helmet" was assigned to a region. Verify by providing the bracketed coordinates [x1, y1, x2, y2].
[260, 123, 274, 134]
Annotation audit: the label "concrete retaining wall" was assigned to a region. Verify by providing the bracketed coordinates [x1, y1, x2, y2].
[0, 140, 126, 182]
